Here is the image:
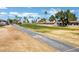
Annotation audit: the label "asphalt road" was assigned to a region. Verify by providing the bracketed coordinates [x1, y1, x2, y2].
[13, 24, 79, 52]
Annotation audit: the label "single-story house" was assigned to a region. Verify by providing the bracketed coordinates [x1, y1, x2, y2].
[68, 21, 79, 25]
[0, 20, 9, 26]
[57, 21, 79, 26]
[38, 20, 56, 24]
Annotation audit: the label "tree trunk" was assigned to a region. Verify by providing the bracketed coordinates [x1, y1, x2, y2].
[61, 18, 64, 26]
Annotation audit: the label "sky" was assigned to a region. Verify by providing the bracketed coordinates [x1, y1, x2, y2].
[0, 7, 79, 21]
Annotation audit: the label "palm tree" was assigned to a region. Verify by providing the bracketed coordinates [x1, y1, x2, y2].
[44, 11, 48, 15]
[15, 15, 20, 20]
[44, 11, 48, 19]
[24, 17, 29, 23]
[14, 15, 20, 24]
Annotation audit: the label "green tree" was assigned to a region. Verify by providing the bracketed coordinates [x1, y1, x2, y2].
[15, 15, 20, 20]
[55, 10, 77, 26]
[14, 15, 20, 24]
[65, 10, 77, 21]
[7, 18, 14, 24]
[49, 15, 55, 22]
[55, 10, 65, 26]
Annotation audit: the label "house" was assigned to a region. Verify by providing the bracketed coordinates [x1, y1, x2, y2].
[57, 21, 79, 26]
[57, 21, 66, 26]
[68, 21, 79, 25]
[0, 20, 9, 26]
[38, 20, 56, 24]
[46, 20, 56, 24]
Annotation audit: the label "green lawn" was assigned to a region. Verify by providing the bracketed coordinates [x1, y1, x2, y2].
[19, 23, 79, 32]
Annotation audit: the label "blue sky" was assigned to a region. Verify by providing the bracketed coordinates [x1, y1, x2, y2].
[0, 7, 79, 21]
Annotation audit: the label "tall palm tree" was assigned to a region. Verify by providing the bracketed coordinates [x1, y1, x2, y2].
[24, 17, 29, 23]
[15, 15, 19, 20]
[42, 11, 48, 23]
[44, 11, 48, 15]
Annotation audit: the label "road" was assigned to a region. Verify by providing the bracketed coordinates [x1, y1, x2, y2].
[0, 25, 56, 51]
[13, 24, 79, 52]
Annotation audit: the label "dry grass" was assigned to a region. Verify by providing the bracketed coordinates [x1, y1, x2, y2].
[41, 30, 79, 47]
[20, 24, 79, 47]
[0, 25, 57, 52]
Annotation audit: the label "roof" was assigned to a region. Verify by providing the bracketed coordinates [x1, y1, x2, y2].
[69, 21, 79, 23]
[0, 19, 7, 22]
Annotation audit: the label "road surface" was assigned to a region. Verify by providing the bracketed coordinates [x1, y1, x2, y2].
[13, 24, 79, 52]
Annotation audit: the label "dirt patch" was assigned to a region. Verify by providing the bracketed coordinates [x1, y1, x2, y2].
[0, 25, 56, 52]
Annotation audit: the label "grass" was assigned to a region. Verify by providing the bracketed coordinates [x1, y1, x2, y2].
[19, 23, 79, 47]
[0, 26, 3, 28]
[72, 33, 79, 35]
[19, 23, 79, 32]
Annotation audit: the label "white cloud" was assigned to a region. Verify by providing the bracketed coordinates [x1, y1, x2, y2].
[48, 8, 61, 15]
[0, 7, 7, 9]
[9, 12, 19, 15]
[22, 13, 41, 18]
[48, 8, 77, 16]
[9, 12, 21, 16]
[0, 12, 7, 15]
[21, 12, 41, 22]
[9, 12, 41, 18]
[70, 10, 75, 13]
